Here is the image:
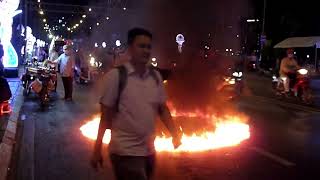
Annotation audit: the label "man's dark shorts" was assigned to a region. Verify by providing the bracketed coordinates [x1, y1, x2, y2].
[109, 154, 156, 180]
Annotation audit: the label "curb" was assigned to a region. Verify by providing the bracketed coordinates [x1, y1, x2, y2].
[0, 85, 23, 180]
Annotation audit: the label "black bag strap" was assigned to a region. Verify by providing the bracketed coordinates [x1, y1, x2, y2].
[115, 66, 127, 112]
[114, 66, 160, 112]
[149, 67, 160, 85]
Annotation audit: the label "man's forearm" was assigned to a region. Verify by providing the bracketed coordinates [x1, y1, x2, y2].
[159, 105, 178, 138]
[94, 113, 107, 152]
[94, 105, 114, 152]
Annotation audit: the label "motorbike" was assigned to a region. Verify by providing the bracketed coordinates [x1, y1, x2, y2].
[272, 68, 313, 104]
[247, 60, 257, 71]
[21, 67, 37, 96]
[88, 56, 105, 82]
[75, 67, 89, 84]
[22, 64, 57, 109]
[216, 68, 244, 100]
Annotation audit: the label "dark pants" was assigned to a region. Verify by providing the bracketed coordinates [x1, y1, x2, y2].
[61, 77, 73, 99]
[109, 154, 156, 180]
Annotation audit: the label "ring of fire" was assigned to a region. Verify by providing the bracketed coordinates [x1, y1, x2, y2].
[80, 109, 250, 152]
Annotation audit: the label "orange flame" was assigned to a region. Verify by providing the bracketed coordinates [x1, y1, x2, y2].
[80, 114, 250, 152]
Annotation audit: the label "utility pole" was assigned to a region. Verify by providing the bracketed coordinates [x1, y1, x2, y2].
[259, 0, 266, 69]
[23, 0, 28, 63]
[262, 0, 266, 35]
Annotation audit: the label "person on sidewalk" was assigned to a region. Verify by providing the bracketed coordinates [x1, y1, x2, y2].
[49, 46, 60, 91]
[91, 28, 181, 180]
[0, 66, 11, 115]
[49, 45, 75, 101]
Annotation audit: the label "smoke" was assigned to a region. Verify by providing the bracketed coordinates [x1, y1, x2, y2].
[81, 0, 252, 114]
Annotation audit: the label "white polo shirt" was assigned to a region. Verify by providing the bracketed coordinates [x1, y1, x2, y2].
[100, 62, 167, 156]
[55, 53, 75, 77]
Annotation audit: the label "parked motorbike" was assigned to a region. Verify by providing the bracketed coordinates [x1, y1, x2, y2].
[75, 67, 89, 84]
[272, 68, 313, 104]
[21, 67, 38, 96]
[216, 68, 244, 100]
[247, 60, 257, 71]
[22, 65, 57, 109]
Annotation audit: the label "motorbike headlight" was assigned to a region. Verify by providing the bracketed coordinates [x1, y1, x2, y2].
[229, 78, 236, 85]
[239, 72, 243, 77]
[232, 72, 242, 77]
[298, 69, 308, 75]
[232, 72, 239, 77]
[30, 76, 34, 80]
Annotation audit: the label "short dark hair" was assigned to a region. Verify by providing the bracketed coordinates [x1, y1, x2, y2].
[127, 28, 152, 45]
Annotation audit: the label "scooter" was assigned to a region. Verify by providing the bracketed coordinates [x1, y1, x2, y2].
[272, 68, 313, 104]
[26, 66, 56, 109]
[75, 67, 89, 84]
[217, 69, 243, 100]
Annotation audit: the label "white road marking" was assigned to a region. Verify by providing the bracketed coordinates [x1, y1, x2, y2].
[248, 146, 296, 167]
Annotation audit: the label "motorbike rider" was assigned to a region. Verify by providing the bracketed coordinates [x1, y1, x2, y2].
[279, 48, 300, 93]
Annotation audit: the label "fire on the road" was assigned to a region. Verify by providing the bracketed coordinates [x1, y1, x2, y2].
[80, 108, 250, 152]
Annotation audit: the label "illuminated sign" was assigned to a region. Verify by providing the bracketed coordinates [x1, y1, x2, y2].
[0, 0, 22, 68]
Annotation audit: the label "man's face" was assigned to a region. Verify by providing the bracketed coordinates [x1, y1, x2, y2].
[64, 49, 71, 55]
[129, 35, 152, 64]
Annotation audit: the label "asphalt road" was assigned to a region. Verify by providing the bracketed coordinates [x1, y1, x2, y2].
[11, 74, 320, 180]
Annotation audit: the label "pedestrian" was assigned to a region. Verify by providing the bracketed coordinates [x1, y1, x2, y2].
[48, 46, 60, 91]
[0, 42, 11, 114]
[91, 28, 181, 180]
[49, 45, 75, 101]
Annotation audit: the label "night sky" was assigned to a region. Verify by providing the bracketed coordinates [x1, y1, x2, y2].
[23, 0, 320, 48]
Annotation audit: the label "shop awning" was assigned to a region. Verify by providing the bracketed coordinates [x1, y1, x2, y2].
[274, 37, 320, 48]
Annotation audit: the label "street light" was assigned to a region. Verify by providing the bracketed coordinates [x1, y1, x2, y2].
[116, 40, 121, 47]
[102, 42, 107, 48]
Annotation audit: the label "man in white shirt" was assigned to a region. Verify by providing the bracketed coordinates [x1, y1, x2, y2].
[91, 28, 181, 180]
[49, 45, 75, 101]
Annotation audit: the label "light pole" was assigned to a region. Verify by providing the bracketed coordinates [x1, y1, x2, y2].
[262, 0, 266, 35]
[259, 0, 267, 69]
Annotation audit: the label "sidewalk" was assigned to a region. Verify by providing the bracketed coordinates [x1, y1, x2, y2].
[0, 78, 24, 180]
